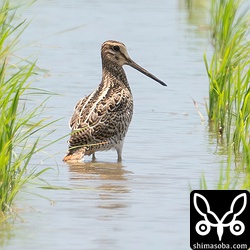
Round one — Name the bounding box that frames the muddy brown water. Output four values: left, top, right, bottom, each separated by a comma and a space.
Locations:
1, 1, 224, 249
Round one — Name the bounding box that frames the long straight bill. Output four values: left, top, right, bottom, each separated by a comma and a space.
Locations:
128, 59, 167, 87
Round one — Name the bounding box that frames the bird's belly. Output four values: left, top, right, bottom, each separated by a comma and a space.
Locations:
84, 136, 124, 155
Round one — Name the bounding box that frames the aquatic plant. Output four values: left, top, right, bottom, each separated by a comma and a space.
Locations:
0, 0, 52, 216
195, 0, 249, 191
204, 0, 250, 169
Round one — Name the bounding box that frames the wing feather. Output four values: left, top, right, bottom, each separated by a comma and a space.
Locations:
69, 95, 90, 129
68, 88, 133, 147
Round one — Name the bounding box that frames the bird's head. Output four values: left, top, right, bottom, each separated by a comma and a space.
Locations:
101, 40, 167, 87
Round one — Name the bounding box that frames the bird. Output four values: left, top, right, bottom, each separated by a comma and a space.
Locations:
63, 40, 166, 162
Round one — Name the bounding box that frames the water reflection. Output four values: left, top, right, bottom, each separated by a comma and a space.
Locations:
179, 0, 209, 28
66, 161, 132, 210
0, 222, 14, 248
67, 161, 131, 181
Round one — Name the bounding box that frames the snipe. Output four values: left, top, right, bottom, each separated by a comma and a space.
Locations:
63, 40, 166, 162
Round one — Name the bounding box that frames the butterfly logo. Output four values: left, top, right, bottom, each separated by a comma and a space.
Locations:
193, 193, 247, 241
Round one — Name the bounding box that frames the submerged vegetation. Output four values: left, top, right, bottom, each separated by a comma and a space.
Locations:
0, 0, 53, 218
203, 0, 250, 188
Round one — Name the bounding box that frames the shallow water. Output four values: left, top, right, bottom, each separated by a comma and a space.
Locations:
1, 1, 225, 249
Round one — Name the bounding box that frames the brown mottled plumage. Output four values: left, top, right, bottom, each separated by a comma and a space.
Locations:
63, 40, 166, 162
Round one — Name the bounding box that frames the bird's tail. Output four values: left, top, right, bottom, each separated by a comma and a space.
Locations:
63, 147, 85, 162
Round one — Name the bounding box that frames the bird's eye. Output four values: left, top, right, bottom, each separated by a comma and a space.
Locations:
113, 45, 120, 51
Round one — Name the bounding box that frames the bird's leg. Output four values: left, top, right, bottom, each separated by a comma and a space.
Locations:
92, 153, 96, 161
117, 154, 122, 162
115, 140, 124, 162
